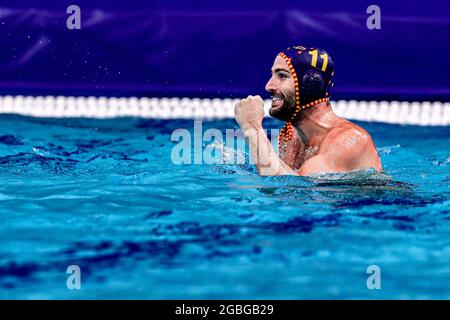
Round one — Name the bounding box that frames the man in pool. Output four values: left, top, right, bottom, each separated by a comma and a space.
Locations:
234, 46, 382, 176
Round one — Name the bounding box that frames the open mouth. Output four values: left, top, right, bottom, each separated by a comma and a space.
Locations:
270, 95, 284, 110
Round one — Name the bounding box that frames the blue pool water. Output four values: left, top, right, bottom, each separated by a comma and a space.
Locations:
0, 114, 449, 299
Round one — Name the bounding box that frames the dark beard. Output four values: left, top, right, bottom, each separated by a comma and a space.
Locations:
268, 90, 296, 122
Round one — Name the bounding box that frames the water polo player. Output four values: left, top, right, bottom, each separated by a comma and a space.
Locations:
234, 46, 382, 176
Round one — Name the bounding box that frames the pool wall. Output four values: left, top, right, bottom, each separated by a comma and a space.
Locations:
1, 1, 450, 102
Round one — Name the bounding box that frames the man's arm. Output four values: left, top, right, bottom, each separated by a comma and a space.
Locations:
235, 95, 298, 176
243, 127, 298, 176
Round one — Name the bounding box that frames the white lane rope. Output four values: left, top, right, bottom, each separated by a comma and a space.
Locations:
0, 95, 449, 126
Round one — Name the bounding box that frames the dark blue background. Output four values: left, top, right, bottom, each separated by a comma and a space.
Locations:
1, 1, 449, 101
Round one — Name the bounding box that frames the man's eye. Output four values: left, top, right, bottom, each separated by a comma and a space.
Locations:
278, 73, 288, 79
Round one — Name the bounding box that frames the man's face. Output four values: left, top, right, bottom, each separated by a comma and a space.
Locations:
265, 56, 296, 121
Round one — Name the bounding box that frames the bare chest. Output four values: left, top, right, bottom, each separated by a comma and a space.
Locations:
279, 139, 320, 170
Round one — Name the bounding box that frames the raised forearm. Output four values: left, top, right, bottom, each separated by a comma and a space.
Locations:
244, 127, 297, 176
234, 95, 297, 176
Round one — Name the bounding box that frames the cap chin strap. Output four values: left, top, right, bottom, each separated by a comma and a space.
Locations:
278, 97, 329, 153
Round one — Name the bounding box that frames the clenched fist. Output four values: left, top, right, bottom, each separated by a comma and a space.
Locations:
234, 95, 265, 132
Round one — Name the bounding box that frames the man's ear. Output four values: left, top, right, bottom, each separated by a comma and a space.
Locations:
300, 70, 326, 96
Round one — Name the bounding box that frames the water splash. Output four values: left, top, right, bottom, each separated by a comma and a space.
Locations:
206, 142, 255, 175
378, 144, 401, 154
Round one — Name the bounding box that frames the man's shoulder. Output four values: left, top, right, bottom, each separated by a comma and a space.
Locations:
318, 119, 382, 172
322, 121, 373, 154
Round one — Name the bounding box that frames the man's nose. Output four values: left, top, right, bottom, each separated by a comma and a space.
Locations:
265, 77, 277, 93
